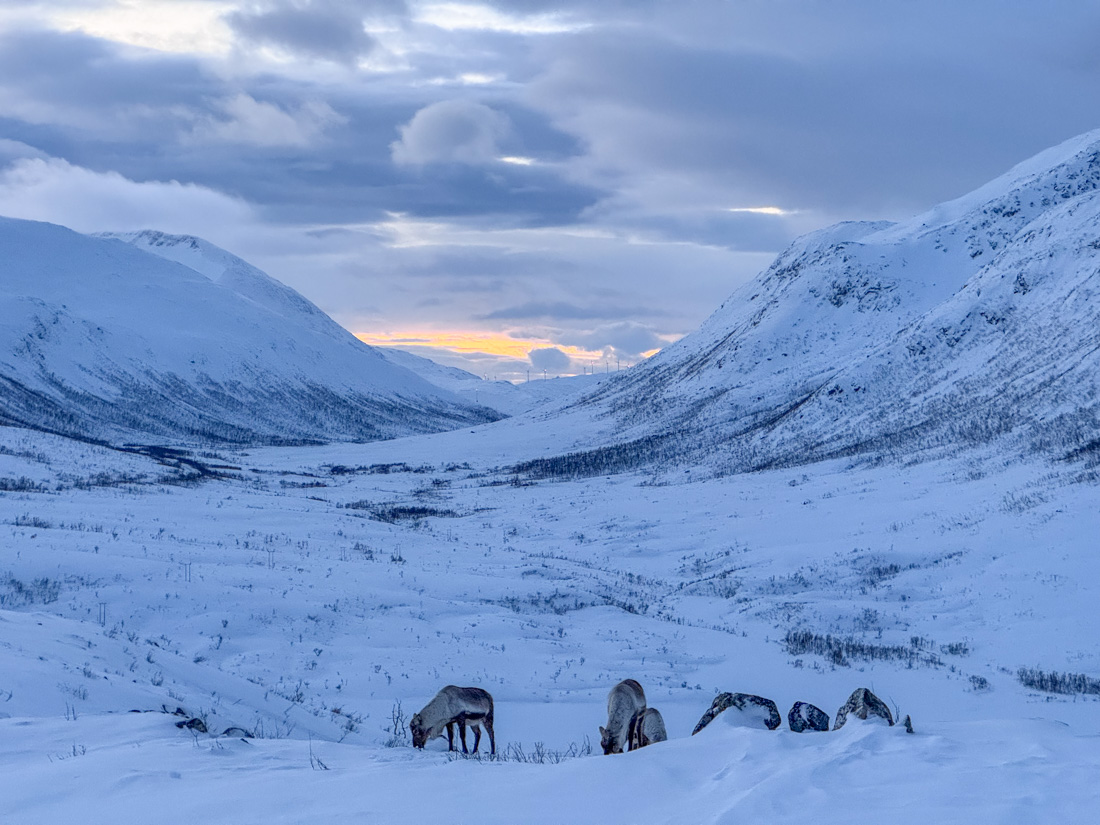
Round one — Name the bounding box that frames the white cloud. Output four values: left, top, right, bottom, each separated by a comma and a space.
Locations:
188, 93, 346, 147
416, 3, 587, 35
0, 156, 254, 239
49, 0, 235, 55
391, 99, 511, 166
726, 206, 792, 216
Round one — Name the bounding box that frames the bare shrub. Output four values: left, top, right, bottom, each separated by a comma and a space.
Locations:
0, 575, 61, 606
784, 630, 944, 668
447, 737, 593, 764
383, 701, 409, 748
1017, 667, 1100, 696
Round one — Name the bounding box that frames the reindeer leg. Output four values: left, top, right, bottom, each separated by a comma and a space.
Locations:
459, 717, 469, 754
446, 721, 455, 752
472, 725, 481, 753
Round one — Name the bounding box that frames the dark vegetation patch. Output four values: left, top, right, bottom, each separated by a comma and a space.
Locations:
0, 476, 47, 492
327, 463, 432, 476
0, 575, 61, 606
509, 434, 679, 481
784, 630, 946, 669
11, 514, 52, 528
1063, 437, 1100, 468
1017, 667, 1100, 696
343, 502, 459, 522
860, 563, 902, 588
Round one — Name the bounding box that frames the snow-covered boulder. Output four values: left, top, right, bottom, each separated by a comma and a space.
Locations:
692, 693, 781, 734
833, 688, 894, 730
788, 701, 830, 733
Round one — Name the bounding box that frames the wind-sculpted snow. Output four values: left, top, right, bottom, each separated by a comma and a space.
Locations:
539, 129, 1100, 477
0, 219, 500, 446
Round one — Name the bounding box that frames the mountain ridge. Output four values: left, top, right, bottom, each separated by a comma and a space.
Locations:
517, 128, 1100, 478
0, 217, 500, 446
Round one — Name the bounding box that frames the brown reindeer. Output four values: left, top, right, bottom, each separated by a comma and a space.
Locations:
599, 679, 646, 754
628, 707, 668, 750
410, 686, 496, 755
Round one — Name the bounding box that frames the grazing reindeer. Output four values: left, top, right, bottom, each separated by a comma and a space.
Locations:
410, 686, 496, 755
599, 679, 646, 754
628, 707, 667, 750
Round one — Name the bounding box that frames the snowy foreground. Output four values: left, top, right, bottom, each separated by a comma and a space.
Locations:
1, 424, 1099, 823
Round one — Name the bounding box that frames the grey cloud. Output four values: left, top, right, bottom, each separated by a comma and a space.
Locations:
556, 322, 665, 358
528, 347, 572, 372
226, 1, 382, 63
527, 4, 1100, 216
0, 28, 598, 227
480, 301, 664, 321
0, 29, 210, 122
0, 139, 47, 164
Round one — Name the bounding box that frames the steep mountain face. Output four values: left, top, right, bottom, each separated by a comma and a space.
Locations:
530, 129, 1100, 477
0, 219, 499, 446
746, 175, 1100, 471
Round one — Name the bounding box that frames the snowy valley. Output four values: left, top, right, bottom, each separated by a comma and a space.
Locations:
2, 132, 1100, 824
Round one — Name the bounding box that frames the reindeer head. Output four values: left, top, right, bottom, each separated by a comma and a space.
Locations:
410, 713, 428, 749
599, 725, 621, 755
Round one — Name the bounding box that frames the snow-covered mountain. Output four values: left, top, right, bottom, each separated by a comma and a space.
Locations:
531, 129, 1100, 477
101, 230, 602, 418
0, 219, 500, 446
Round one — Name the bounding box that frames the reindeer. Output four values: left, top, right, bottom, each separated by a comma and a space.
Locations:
599, 678, 646, 754
410, 686, 496, 755
628, 707, 667, 750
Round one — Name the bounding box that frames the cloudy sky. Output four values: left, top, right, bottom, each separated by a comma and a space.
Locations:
1, 1, 1098, 380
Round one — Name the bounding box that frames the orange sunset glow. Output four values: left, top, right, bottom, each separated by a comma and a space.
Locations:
355, 330, 661, 373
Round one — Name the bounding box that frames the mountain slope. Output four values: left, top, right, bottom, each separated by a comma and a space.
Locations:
0, 218, 499, 446
525, 129, 1100, 477
106, 230, 609, 417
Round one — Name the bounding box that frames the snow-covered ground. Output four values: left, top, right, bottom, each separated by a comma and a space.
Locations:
2, 423, 1098, 823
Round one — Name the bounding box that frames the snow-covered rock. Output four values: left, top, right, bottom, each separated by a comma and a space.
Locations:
692, 692, 782, 734
788, 701, 831, 733
833, 688, 895, 730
